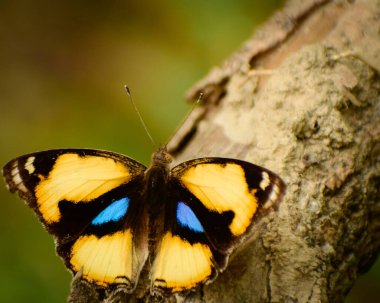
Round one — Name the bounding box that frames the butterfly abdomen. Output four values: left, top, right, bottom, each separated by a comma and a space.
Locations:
143, 153, 171, 251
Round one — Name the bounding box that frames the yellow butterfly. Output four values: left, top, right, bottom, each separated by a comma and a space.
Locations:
3, 146, 285, 302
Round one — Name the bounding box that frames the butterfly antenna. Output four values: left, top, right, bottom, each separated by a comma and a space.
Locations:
124, 85, 156, 147
166, 92, 204, 144
195, 92, 204, 106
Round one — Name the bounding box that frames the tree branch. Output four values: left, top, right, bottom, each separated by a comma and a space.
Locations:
70, 0, 380, 302
170, 0, 380, 302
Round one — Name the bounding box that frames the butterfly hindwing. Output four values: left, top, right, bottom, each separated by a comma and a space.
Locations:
151, 199, 221, 294
58, 177, 150, 292
2, 149, 149, 290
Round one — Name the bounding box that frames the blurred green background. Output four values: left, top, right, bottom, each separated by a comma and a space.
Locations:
0, 1, 378, 302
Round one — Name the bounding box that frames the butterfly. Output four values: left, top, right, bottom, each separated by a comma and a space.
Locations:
2, 146, 285, 302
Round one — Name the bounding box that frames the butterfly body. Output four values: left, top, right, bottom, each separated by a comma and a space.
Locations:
2, 146, 285, 302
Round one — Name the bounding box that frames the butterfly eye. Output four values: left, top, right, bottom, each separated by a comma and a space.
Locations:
176, 202, 204, 233
91, 197, 130, 225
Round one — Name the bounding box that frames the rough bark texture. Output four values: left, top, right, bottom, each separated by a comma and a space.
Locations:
70, 0, 380, 302
169, 0, 380, 302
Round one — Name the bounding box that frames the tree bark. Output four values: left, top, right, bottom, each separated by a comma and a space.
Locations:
169, 0, 380, 302
70, 0, 380, 302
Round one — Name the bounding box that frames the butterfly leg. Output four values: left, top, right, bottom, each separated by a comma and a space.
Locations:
68, 268, 102, 303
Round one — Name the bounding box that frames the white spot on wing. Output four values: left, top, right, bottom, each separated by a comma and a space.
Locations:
25, 156, 36, 174
11, 163, 28, 192
263, 183, 280, 209
269, 184, 279, 202
260, 172, 270, 190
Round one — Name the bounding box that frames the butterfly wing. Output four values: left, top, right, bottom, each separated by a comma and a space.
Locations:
151, 157, 285, 294
2, 149, 148, 291
151, 200, 223, 295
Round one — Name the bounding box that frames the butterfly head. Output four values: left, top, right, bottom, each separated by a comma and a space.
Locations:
151, 146, 173, 167
143, 146, 173, 193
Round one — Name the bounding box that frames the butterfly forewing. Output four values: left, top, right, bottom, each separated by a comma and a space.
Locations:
170, 158, 285, 252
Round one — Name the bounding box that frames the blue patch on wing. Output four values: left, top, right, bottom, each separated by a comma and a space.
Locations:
176, 202, 204, 233
91, 197, 129, 225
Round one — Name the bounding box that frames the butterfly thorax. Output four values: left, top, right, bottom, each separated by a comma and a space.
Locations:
144, 146, 172, 194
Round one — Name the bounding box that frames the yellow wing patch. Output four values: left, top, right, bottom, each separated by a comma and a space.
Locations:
34, 154, 131, 223
179, 163, 258, 236
70, 230, 134, 287
152, 233, 213, 292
